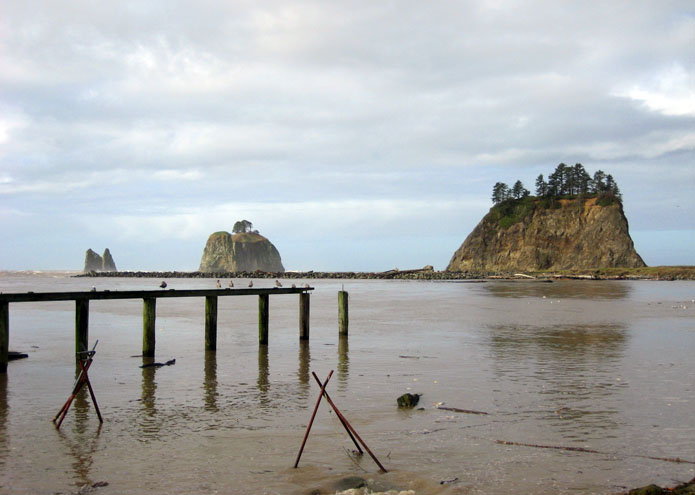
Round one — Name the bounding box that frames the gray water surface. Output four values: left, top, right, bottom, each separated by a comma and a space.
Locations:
1, 273, 694, 494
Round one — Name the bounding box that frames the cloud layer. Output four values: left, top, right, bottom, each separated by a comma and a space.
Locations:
1, 1, 693, 270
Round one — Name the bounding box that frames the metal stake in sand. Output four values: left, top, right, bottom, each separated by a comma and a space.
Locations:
310, 371, 387, 473
53, 340, 103, 429
294, 370, 334, 468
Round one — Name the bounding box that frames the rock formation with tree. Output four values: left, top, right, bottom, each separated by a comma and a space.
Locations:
199, 223, 285, 273
447, 196, 645, 273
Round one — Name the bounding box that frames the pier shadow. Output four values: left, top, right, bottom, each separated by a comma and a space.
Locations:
204, 351, 218, 412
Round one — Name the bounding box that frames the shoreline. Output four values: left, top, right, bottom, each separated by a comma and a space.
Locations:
75, 266, 695, 281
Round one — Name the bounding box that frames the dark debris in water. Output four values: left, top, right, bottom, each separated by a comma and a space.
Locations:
627, 478, 695, 495
140, 358, 176, 368
397, 393, 421, 408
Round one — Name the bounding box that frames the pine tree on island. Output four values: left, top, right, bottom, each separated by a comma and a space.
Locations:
492, 163, 622, 205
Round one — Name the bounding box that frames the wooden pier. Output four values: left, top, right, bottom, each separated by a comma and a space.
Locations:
0, 286, 314, 373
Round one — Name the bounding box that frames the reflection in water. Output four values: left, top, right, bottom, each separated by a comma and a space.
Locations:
298, 341, 311, 400
337, 336, 349, 391
139, 358, 160, 441
486, 323, 628, 439
204, 351, 218, 411
57, 412, 102, 489
483, 280, 631, 300
257, 346, 270, 407
0, 374, 7, 469
56, 368, 103, 488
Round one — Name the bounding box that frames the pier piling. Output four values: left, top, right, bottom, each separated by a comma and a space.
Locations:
338, 290, 349, 336
75, 299, 89, 356
0, 302, 8, 374
205, 296, 218, 351
259, 294, 269, 345
299, 293, 310, 340
142, 297, 156, 357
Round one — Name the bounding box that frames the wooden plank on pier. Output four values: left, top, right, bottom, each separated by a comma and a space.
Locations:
0, 287, 312, 303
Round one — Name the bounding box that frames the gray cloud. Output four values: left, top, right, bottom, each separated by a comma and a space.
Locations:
1, 0, 693, 270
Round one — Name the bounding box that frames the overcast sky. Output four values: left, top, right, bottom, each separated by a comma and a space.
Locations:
1, 1, 693, 272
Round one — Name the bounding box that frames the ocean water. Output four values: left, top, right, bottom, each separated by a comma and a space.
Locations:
1, 272, 694, 495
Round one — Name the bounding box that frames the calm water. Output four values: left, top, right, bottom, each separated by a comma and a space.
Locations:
1, 273, 694, 495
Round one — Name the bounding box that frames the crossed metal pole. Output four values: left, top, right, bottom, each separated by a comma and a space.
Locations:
294, 370, 387, 473
53, 340, 103, 429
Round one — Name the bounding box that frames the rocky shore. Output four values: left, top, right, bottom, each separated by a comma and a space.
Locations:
76, 265, 695, 281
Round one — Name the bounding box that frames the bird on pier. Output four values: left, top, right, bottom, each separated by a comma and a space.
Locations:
291, 283, 296, 289
160, 281, 167, 289
275, 279, 282, 288
216, 280, 221, 288
304, 283, 310, 289
248, 280, 253, 287
228, 280, 234, 288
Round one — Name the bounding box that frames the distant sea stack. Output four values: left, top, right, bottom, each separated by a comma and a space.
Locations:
199, 230, 285, 273
83, 248, 118, 272
447, 196, 646, 272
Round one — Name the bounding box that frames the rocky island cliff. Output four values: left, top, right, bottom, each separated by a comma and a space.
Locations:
83, 248, 117, 272
199, 231, 285, 273
447, 196, 645, 272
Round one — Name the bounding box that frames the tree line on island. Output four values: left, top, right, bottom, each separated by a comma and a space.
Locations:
232, 219, 259, 234
492, 163, 622, 204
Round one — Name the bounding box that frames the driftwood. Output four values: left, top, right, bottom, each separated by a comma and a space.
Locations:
495, 440, 695, 465
140, 359, 176, 368
437, 406, 489, 415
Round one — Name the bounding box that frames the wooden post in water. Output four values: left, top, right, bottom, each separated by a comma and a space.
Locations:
75, 298, 89, 355
205, 295, 218, 351
0, 301, 8, 374
258, 294, 269, 345
338, 290, 349, 337
299, 292, 310, 340
142, 297, 156, 358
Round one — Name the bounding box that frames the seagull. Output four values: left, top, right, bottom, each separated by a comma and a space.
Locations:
248, 280, 253, 288
275, 279, 282, 288
304, 283, 310, 289
160, 281, 167, 289
228, 280, 234, 288
216, 280, 221, 288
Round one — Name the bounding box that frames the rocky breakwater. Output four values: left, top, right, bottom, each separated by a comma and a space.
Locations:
77, 266, 488, 280
447, 196, 646, 273
199, 231, 285, 273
